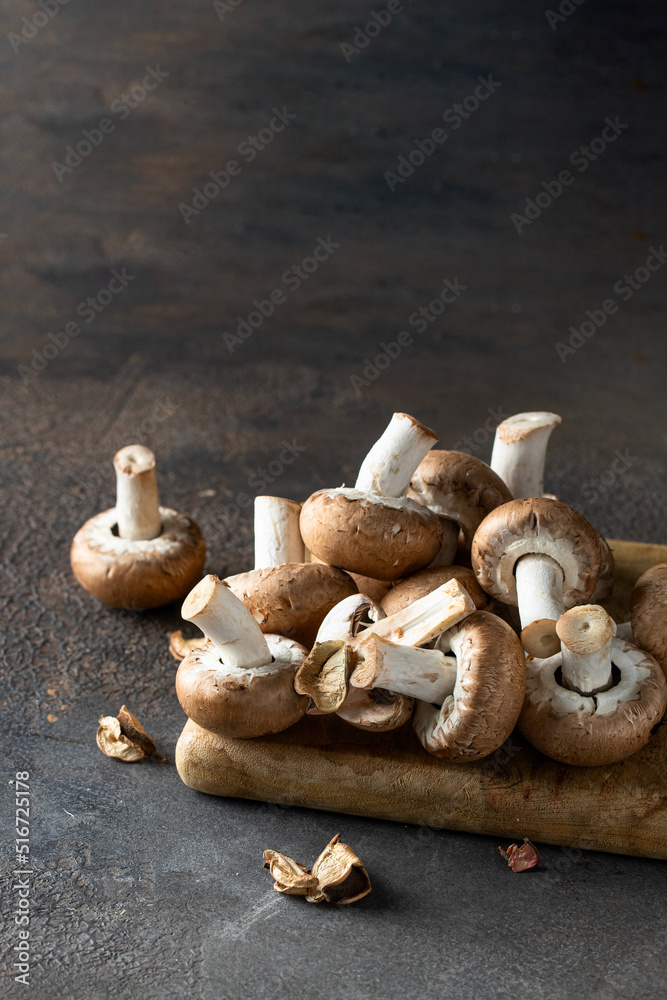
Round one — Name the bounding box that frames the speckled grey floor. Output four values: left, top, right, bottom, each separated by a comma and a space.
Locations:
0, 1, 666, 998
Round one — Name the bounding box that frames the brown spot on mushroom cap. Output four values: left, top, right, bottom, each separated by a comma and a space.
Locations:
175, 635, 308, 739
300, 488, 443, 582
71, 507, 206, 609
470, 497, 602, 607
631, 563, 667, 675
413, 612, 526, 761
225, 563, 357, 649
408, 450, 512, 547
380, 565, 490, 617
519, 640, 667, 766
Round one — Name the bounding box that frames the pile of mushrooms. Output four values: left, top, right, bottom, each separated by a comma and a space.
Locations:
174, 410, 666, 765
75, 414, 667, 770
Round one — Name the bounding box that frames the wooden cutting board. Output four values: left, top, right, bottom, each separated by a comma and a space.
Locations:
175, 539, 667, 860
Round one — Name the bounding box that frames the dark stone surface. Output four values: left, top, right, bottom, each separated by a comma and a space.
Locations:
0, 1, 666, 997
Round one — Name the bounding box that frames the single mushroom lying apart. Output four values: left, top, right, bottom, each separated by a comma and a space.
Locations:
226, 496, 356, 648
490, 411, 561, 499
471, 497, 602, 658
71, 445, 206, 609
311, 593, 414, 731
408, 450, 512, 561
380, 565, 490, 617
175, 575, 308, 738
631, 563, 667, 674
300, 412, 444, 581
351, 611, 525, 762
519, 604, 667, 766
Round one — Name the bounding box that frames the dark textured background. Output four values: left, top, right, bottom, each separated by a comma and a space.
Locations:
1, 1, 666, 997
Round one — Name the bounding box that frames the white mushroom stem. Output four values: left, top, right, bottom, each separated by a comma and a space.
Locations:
516, 554, 565, 658
353, 578, 475, 651
355, 412, 439, 497
351, 636, 458, 704
181, 575, 272, 670
490, 411, 561, 499
253, 496, 304, 569
556, 604, 616, 695
113, 445, 162, 541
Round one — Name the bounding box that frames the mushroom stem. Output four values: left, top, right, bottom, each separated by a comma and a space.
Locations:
351, 636, 458, 704
354, 578, 475, 650
355, 412, 439, 497
181, 575, 272, 670
253, 496, 304, 569
515, 554, 565, 658
113, 445, 162, 541
490, 412, 561, 499
556, 604, 616, 695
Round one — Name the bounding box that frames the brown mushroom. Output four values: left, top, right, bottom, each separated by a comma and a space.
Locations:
175, 575, 308, 738
313, 593, 414, 731
407, 450, 512, 562
471, 497, 602, 658
519, 604, 667, 765
226, 496, 356, 648
630, 563, 667, 675
71, 445, 205, 609
300, 412, 444, 581
408, 612, 526, 761
347, 573, 393, 605
380, 565, 490, 617
490, 411, 561, 498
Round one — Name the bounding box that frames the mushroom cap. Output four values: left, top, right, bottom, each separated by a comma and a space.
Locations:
300, 488, 443, 582
413, 611, 526, 761
314, 593, 413, 731
71, 507, 206, 609
591, 534, 615, 603
380, 565, 490, 617
631, 563, 667, 674
519, 639, 667, 766
316, 592, 386, 644
347, 573, 393, 605
470, 497, 602, 607
336, 686, 414, 732
408, 450, 512, 546
225, 563, 357, 649
175, 633, 308, 739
